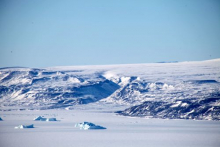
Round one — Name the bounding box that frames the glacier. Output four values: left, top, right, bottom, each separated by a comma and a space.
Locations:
0, 59, 220, 120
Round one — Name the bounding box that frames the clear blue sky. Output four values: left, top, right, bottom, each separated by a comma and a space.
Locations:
1, 0, 220, 68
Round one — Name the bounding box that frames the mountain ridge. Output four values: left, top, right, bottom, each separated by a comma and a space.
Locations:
0, 59, 220, 120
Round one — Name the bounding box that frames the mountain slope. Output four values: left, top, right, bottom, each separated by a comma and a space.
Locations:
0, 69, 120, 109
117, 94, 220, 120
0, 59, 220, 121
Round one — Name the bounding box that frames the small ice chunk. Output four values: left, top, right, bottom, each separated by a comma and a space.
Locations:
0, 117, 3, 121
15, 124, 34, 129
75, 122, 106, 130
33, 116, 47, 121
46, 118, 57, 121
34, 116, 57, 121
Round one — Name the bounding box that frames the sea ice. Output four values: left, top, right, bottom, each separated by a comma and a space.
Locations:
75, 122, 106, 130
1, 110, 220, 147
14, 124, 34, 129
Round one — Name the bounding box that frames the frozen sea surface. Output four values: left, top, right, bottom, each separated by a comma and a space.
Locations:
0, 109, 220, 147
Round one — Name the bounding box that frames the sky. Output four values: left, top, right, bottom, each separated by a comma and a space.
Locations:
0, 0, 220, 68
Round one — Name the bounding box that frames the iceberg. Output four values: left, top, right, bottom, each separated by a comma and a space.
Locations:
75, 122, 106, 130
0, 117, 3, 121
15, 124, 34, 129
33, 116, 46, 121
46, 118, 57, 121
33, 116, 57, 121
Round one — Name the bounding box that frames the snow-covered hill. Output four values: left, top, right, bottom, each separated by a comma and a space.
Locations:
117, 96, 220, 120
0, 68, 119, 109
0, 59, 220, 120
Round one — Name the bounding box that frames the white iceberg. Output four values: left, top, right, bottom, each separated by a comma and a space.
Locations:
0, 117, 3, 121
75, 122, 106, 130
15, 124, 34, 129
33, 116, 57, 121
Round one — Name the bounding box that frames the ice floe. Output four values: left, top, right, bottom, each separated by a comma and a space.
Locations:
15, 124, 34, 129
75, 122, 106, 130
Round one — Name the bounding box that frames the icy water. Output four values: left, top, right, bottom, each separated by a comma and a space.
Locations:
0, 109, 220, 147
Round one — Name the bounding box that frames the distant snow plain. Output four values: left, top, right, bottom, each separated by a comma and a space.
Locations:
0, 59, 220, 147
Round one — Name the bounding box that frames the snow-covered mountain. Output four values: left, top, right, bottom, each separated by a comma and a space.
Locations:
117, 96, 220, 120
0, 59, 220, 120
0, 68, 119, 109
